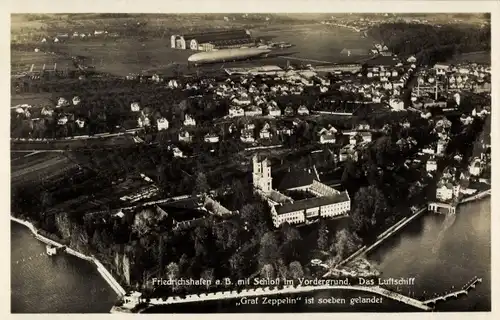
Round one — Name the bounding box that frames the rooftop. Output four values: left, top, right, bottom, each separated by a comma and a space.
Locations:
274, 167, 319, 191
276, 191, 350, 214
182, 29, 252, 44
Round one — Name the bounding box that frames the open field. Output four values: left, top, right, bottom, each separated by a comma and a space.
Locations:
11, 152, 80, 187
11, 93, 56, 107
18, 23, 372, 77
252, 24, 374, 63
11, 50, 75, 74
446, 51, 490, 64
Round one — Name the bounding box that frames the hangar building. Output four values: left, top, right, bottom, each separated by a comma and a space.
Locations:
171, 29, 255, 51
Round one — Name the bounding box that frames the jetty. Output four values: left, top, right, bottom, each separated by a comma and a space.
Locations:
422, 277, 482, 306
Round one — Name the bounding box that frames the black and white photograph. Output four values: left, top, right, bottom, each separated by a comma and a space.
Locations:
9, 1, 495, 314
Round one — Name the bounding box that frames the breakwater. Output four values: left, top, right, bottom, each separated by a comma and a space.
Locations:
10, 216, 126, 297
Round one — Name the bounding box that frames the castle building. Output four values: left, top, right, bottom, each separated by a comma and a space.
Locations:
252, 155, 350, 228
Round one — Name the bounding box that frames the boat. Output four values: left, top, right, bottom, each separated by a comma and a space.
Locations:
46, 244, 67, 256
46, 245, 57, 256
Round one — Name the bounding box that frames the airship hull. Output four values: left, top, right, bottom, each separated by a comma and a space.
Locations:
188, 48, 272, 65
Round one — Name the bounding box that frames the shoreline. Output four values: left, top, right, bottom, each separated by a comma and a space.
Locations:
328, 192, 491, 274
10, 215, 126, 297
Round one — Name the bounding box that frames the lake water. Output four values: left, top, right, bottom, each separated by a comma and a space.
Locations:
11, 198, 490, 313
10, 222, 118, 313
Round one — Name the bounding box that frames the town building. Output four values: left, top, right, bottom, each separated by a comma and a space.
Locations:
469, 158, 483, 176
171, 29, 255, 51
228, 106, 245, 117
157, 118, 169, 131
318, 127, 337, 144
297, 105, 309, 115
204, 133, 220, 143
183, 114, 196, 126
268, 105, 282, 117
244, 106, 263, 117
426, 159, 437, 172
130, 102, 141, 112
259, 122, 272, 140
178, 130, 192, 143
252, 155, 351, 228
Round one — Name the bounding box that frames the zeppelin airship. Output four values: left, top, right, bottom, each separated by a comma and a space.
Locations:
187, 47, 272, 65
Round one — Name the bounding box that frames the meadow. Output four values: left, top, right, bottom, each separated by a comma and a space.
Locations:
446, 50, 491, 64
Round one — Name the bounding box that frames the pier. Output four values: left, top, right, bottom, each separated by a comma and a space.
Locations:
422, 277, 482, 306
460, 189, 491, 204
428, 202, 457, 214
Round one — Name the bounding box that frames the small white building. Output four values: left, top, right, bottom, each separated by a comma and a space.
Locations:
130, 102, 141, 112
72, 96, 81, 106
41, 107, 53, 116
157, 118, 169, 131
436, 139, 447, 156
228, 106, 245, 117
469, 158, 483, 176
259, 122, 272, 139
183, 114, 196, 126
297, 105, 309, 115
204, 133, 219, 143
426, 159, 437, 172
75, 118, 85, 128
241, 130, 255, 143
57, 116, 68, 125
57, 97, 68, 107
318, 127, 337, 144
244, 106, 263, 117
172, 146, 184, 158
436, 183, 453, 201
389, 98, 404, 111
178, 130, 192, 143
167, 79, 179, 89
138, 116, 151, 128
268, 106, 281, 117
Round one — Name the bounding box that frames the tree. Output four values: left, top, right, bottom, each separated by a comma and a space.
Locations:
260, 264, 275, 279
229, 250, 247, 280
317, 219, 329, 251
279, 223, 302, 262
132, 209, 156, 237
193, 171, 209, 196
333, 228, 360, 260
288, 261, 304, 279
200, 268, 215, 290
259, 232, 281, 266
351, 186, 390, 240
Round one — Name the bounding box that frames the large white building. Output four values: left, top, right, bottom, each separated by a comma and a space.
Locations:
252, 155, 350, 227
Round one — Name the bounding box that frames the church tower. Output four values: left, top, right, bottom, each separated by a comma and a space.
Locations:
252, 155, 272, 193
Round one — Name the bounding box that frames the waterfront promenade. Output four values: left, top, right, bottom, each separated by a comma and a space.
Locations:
138, 284, 432, 311
11, 216, 126, 297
